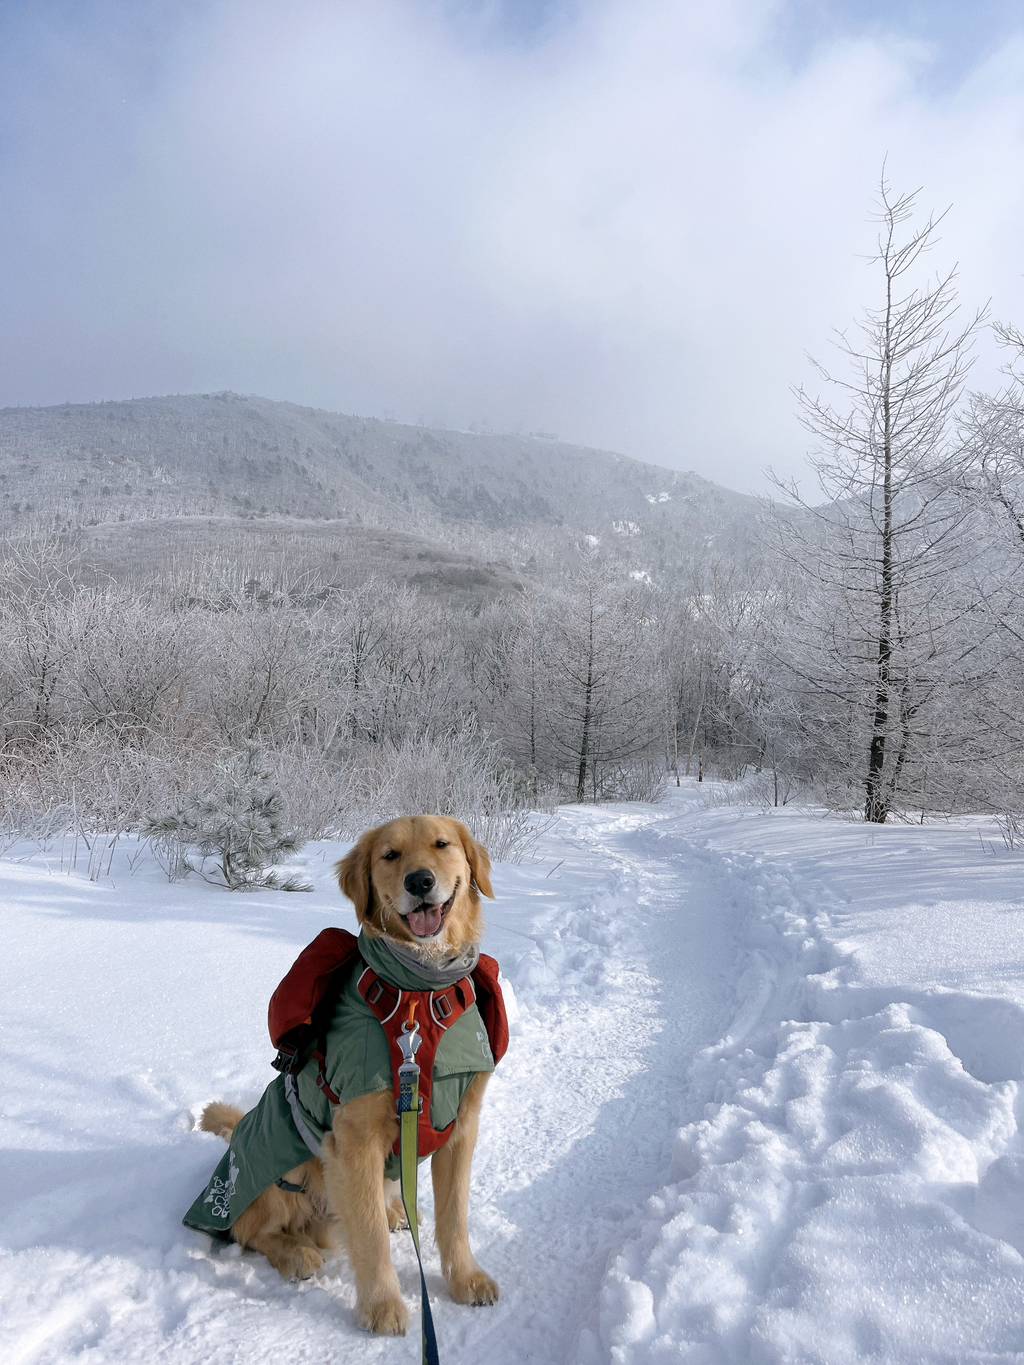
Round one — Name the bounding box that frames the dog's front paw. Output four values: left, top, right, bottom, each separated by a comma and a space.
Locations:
276, 1243, 324, 1280
359, 1292, 409, 1335
449, 1267, 500, 1306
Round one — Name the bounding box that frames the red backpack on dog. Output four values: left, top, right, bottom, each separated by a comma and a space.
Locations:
268, 929, 509, 1158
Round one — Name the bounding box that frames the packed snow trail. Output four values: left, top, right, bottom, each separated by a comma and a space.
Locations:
0, 790, 746, 1365
449, 803, 742, 1365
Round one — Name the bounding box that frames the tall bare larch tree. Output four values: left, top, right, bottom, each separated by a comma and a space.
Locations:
773, 177, 986, 822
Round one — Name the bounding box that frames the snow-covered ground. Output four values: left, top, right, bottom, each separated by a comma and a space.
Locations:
3, 784, 1024, 1363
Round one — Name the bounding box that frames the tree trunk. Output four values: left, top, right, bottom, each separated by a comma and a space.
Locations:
885, 676, 915, 816
575, 605, 595, 802
350, 649, 361, 739
685, 685, 705, 778
864, 264, 896, 824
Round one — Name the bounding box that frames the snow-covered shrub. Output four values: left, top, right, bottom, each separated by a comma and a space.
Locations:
469, 789, 552, 864
701, 768, 814, 811
252, 729, 548, 861
740, 768, 807, 809
143, 750, 311, 891
258, 743, 354, 840
998, 810, 1024, 852
147, 828, 192, 882
601, 760, 666, 804
0, 775, 71, 853
344, 720, 543, 862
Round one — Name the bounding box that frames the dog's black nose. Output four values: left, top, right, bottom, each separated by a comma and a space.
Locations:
404, 868, 436, 898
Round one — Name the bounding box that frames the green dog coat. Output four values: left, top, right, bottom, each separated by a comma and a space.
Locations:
183, 933, 496, 1237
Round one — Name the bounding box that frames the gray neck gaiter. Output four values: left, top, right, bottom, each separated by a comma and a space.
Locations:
358, 929, 480, 989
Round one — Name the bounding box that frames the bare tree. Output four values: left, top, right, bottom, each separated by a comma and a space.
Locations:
964, 324, 1024, 553
538, 568, 663, 801
958, 323, 1024, 835
772, 175, 987, 822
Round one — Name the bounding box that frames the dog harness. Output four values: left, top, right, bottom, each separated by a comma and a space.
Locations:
269, 927, 508, 1162
354, 964, 481, 1157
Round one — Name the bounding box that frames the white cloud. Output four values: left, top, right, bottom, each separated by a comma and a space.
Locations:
2, 0, 1023, 491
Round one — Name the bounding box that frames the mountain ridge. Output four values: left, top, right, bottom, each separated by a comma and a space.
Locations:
0, 391, 767, 584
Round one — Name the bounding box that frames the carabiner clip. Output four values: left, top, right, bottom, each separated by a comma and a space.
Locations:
398, 999, 422, 1070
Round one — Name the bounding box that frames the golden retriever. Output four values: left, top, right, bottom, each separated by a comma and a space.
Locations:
200, 814, 498, 1336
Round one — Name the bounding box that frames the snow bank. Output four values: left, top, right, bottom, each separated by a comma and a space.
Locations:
588, 803, 1024, 1363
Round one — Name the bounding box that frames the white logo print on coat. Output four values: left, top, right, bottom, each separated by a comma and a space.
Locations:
204, 1149, 240, 1219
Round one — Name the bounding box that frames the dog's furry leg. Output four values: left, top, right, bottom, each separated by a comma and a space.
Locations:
199, 1102, 326, 1280
326, 1091, 408, 1336
233, 1215, 324, 1280
230, 1180, 326, 1280
309, 1217, 340, 1251
431, 1073, 499, 1306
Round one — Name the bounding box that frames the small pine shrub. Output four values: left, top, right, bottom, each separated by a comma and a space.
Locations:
144, 750, 312, 891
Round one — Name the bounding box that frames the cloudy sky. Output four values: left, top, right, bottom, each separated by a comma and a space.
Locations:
2, 0, 1023, 492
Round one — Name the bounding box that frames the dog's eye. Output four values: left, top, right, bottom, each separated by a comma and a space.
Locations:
435, 840, 449, 848
381, 849, 400, 862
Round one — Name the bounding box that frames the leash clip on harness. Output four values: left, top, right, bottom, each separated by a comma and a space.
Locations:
397, 999, 440, 1365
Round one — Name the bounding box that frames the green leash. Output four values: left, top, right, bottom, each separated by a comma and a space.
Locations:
397, 1007, 440, 1365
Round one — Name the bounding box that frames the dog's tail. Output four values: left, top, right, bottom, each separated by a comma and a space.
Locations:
199, 1101, 245, 1142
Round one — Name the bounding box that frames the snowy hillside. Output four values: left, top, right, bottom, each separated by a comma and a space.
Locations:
0, 393, 764, 575
4, 785, 1024, 1363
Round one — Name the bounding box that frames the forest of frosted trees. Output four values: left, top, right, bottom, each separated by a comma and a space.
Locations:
1, 183, 1022, 861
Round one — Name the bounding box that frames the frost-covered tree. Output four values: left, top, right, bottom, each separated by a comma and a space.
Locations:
959, 323, 1024, 834
964, 323, 1024, 555
538, 568, 664, 801
502, 590, 555, 798
772, 177, 986, 822
144, 749, 311, 891
201, 602, 327, 747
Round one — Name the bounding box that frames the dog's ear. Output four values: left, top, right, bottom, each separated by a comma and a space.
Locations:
452, 820, 494, 899
336, 831, 376, 923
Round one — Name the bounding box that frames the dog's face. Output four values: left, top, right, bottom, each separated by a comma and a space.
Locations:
336, 815, 494, 957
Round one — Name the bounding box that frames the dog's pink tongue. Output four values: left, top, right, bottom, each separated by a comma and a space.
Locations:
407, 905, 443, 938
